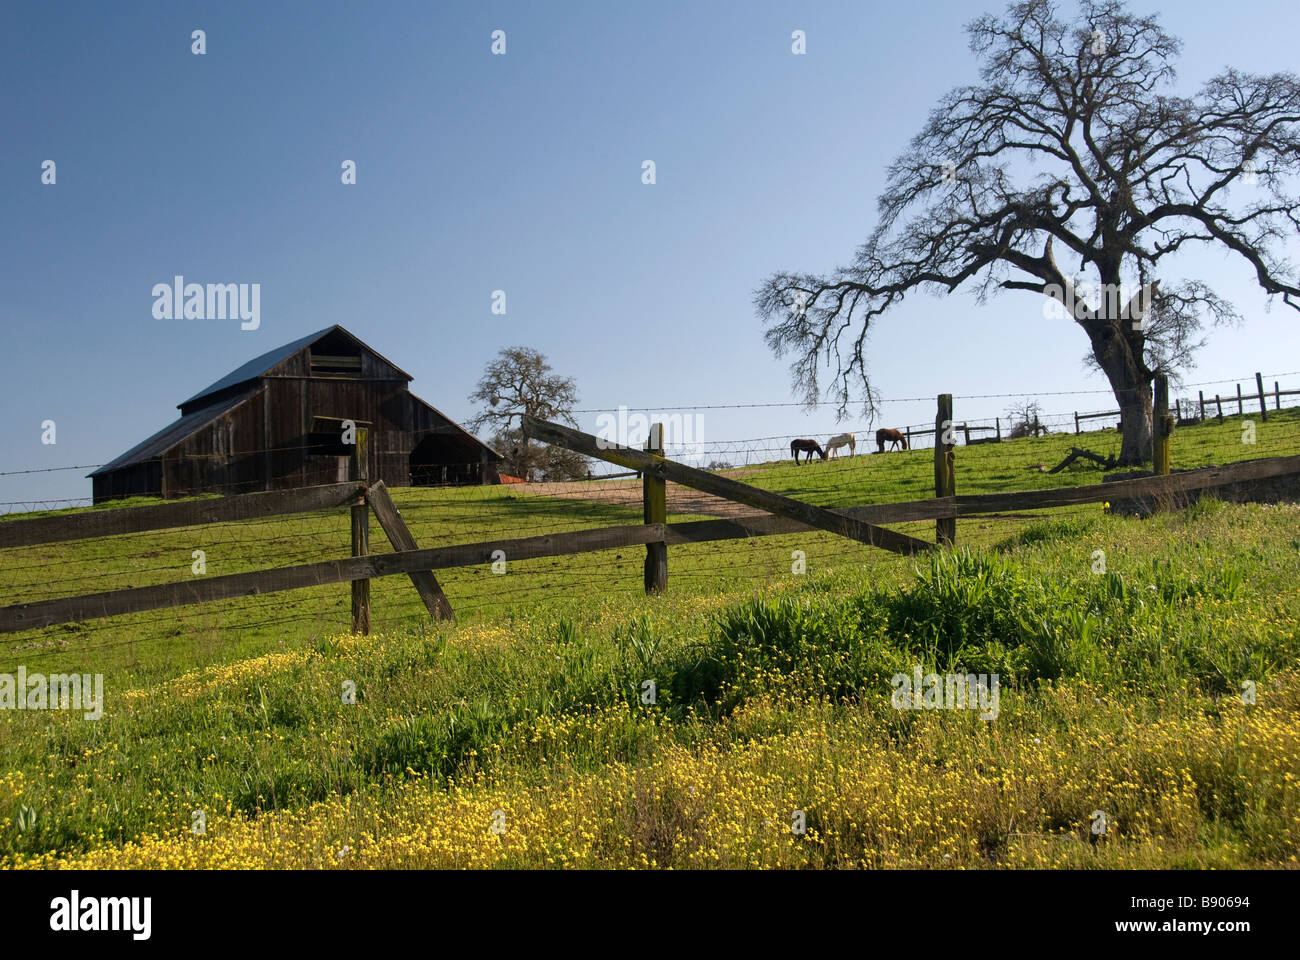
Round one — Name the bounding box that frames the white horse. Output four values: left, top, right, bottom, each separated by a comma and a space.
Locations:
825, 432, 856, 458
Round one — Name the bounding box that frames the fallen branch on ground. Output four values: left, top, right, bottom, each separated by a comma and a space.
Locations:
1048, 447, 1119, 474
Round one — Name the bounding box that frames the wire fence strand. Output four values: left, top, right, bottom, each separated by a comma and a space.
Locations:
0, 392, 1296, 661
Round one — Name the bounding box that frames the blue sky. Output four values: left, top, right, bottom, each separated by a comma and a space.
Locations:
2, 0, 1298, 503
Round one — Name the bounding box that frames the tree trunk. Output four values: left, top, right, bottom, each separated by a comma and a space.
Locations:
1091, 326, 1152, 466
1114, 379, 1153, 465
1086, 297, 1159, 465
519, 436, 532, 480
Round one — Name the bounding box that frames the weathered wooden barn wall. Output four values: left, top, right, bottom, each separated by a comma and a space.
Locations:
91, 326, 500, 503
410, 399, 499, 486
160, 392, 261, 497
90, 461, 159, 503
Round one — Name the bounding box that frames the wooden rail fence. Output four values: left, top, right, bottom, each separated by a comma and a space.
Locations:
1075, 372, 1299, 433
2, 406, 1298, 637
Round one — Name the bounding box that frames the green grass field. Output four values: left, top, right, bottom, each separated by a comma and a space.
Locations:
1, 409, 1297, 868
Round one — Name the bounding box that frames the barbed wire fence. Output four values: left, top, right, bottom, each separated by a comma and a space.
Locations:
1, 369, 1297, 659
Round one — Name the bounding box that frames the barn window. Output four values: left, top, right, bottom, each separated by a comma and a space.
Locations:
309, 352, 362, 376
309, 331, 363, 377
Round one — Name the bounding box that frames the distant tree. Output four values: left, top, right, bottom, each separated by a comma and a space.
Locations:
1006, 398, 1048, 438
756, 0, 1300, 465
705, 459, 735, 472
487, 426, 591, 481
469, 347, 587, 480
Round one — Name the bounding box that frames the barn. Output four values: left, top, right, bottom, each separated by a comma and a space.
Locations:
89, 326, 501, 503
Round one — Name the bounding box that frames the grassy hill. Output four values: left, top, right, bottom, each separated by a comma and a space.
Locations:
4, 408, 1296, 681
1, 410, 1298, 868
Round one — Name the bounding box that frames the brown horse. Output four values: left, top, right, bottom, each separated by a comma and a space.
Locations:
790, 438, 827, 464
875, 428, 908, 453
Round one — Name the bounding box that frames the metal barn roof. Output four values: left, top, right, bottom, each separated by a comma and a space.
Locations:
177, 325, 414, 410
88, 388, 260, 477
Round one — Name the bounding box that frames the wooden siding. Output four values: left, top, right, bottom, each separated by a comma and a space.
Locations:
92, 331, 498, 503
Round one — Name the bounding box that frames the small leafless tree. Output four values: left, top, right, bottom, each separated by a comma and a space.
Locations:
1005, 398, 1047, 437
469, 346, 586, 480
756, 0, 1300, 464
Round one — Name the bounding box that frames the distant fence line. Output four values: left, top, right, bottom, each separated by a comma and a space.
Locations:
1072, 372, 1298, 434
7, 371, 1300, 496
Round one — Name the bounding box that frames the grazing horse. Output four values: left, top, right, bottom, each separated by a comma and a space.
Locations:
875, 428, 908, 453
825, 432, 856, 458
790, 438, 827, 464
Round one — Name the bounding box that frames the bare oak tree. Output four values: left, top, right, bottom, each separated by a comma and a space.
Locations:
1005, 398, 1047, 437
468, 346, 586, 480
756, 0, 1300, 464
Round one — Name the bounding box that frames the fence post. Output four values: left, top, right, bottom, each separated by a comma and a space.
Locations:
643, 423, 667, 595
1276, 382, 1281, 411
350, 427, 370, 633
962, 423, 970, 446
1215, 395, 1223, 421
996, 417, 1001, 441
934, 395, 955, 547
1074, 411, 1080, 434
1153, 374, 1171, 476
1198, 390, 1205, 420
906, 425, 912, 448
367, 481, 453, 621
1236, 383, 1243, 415
1256, 372, 1268, 422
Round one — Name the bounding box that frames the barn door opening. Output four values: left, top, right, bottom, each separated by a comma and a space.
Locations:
308, 416, 371, 485
410, 434, 482, 486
